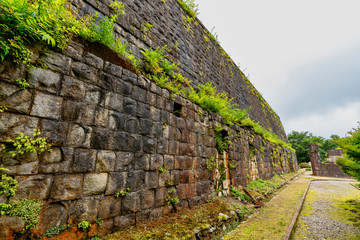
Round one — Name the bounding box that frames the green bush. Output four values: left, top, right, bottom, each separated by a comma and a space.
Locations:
230, 185, 250, 202
247, 179, 276, 192
299, 162, 311, 168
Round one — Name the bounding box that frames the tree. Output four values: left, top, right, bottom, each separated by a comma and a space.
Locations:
287, 131, 338, 163
335, 124, 360, 180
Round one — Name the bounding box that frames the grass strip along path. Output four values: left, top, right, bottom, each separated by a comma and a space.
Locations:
224, 173, 311, 240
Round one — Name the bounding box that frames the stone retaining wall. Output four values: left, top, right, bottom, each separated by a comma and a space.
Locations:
72, 0, 288, 140
0, 40, 297, 235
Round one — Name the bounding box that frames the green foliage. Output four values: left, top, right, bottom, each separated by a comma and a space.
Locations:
335, 124, 360, 180
1, 129, 52, 158
96, 218, 103, 226
206, 156, 217, 170
0, 105, 7, 112
78, 220, 91, 231
0, 0, 88, 64
299, 162, 310, 168
247, 178, 276, 192
44, 224, 70, 238
114, 188, 130, 198
230, 185, 250, 202
15, 78, 29, 89
1, 199, 42, 230
0, 168, 18, 197
177, 0, 198, 18
166, 188, 179, 206
288, 131, 338, 163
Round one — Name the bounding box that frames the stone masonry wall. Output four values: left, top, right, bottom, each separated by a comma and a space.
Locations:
0, 39, 297, 235
72, 0, 288, 141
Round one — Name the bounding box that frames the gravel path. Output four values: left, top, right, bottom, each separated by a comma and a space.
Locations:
292, 180, 360, 240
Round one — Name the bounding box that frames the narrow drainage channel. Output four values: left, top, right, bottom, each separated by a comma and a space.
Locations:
288, 179, 360, 240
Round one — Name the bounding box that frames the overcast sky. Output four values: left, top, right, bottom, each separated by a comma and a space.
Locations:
194, 0, 360, 138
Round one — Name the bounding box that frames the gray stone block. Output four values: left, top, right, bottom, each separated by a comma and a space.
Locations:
68, 197, 100, 222
30, 91, 63, 120
106, 172, 127, 195
41, 52, 72, 75
115, 151, 134, 171
0, 82, 32, 114
72, 61, 98, 84
50, 174, 83, 201
83, 52, 104, 69
83, 173, 108, 195
61, 76, 87, 101
72, 149, 96, 173
29, 68, 61, 94
96, 150, 116, 172
66, 124, 92, 148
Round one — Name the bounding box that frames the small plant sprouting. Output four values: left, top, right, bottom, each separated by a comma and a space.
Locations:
78, 221, 91, 231
0, 168, 18, 198
114, 188, 130, 198
206, 156, 217, 170
96, 218, 103, 226
0, 106, 8, 113
166, 188, 179, 206
44, 224, 70, 238
159, 163, 168, 173
15, 79, 30, 90
1, 129, 52, 158
166, 180, 174, 187
229, 160, 238, 170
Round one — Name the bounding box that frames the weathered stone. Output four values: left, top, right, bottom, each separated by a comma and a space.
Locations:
41, 148, 62, 164
116, 79, 132, 95
146, 91, 157, 105
29, 68, 61, 94
158, 171, 170, 187
132, 86, 146, 102
122, 68, 137, 84
37, 202, 69, 232
99, 196, 121, 219
99, 72, 118, 90
106, 172, 127, 195
114, 214, 135, 230
134, 153, 149, 170
126, 171, 144, 191
150, 106, 161, 122
72, 149, 96, 173
96, 150, 116, 172
128, 134, 142, 152
155, 187, 167, 207
0, 216, 24, 240
104, 61, 122, 78
0, 82, 32, 113
139, 118, 153, 136
125, 117, 139, 134
61, 76, 86, 101
123, 191, 141, 213
85, 85, 107, 105
109, 111, 125, 131
141, 189, 155, 209
112, 132, 130, 151
31, 91, 63, 120
149, 154, 163, 171
83, 52, 104, 69
67, 124, 92, 148
50, 174, 83, 201
143, 137, 156, 153
41, 52, 72, 75
63, 40, 83, 60
138, 76, 150, 89
13, 175, 52, 200
94, 107, 109, 127
91, 127, 112, 149
68, 197, 100, 222
41, 119, 69, 145
108, 92, 123, 111
83, 173, 108, 195
123, 97, 137, 115
115, 151, 134, 171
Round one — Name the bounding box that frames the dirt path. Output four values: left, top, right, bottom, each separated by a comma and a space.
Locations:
292, 180, 360, 240
224, 174, 311, 240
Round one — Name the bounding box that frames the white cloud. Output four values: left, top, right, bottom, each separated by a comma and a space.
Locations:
285, 101, 360, 138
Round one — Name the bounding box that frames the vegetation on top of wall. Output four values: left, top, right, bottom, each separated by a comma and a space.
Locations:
0, 0, 292, 151
176, 0, 199, 18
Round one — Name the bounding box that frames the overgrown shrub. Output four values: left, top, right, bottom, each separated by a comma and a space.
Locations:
299, 162, 311, 168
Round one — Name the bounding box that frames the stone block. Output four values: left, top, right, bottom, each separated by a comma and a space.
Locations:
168, 141, 179, 155
158, 171, 170, 187
177, 184, 186, 200
0, 82, 32, 113
83, 173, 108, 195
63, 40, 83, 60
61, 76, 86, 101
85, 85, 108, 106
72, 149, 96, 173
150, 106, 160, 122
50, 174, 83, 201
143, 137, 156, 153
31, 91, 63, 120
141, 189, 155, 209
0, 216, 24, 240
109, 111, 125, 131
40, 119, 68, 146
125, 117, 139, 134
91, 127, 112, 150
41, 148, 62, 164
96, 150, 116, 172
116, 79, 132, 96
145, 171, 158, 189
149, 154, 163, 171
146, 91, 157, 106
41, 52, 72, 75
108, 92, 123, 111
115, 151, 134, 171
104, 61, 122, 78
186, 183, 195, 198
134, 153, 150, 170
99, 72, 118, 90
152, 123, 163, 138
106, 172, 127, 195
114, 214, 135, 230
149, 82, 161, 95
112, 132, 130, 151
157, 138, 168, 154
139, 118, 153, 136
68, 197, 100, 222
137, 102, 151, 118
29, 68, 61, 94
126, 171, 144, 191
37, 202, 69, 232
99, 196, 121, 219
67, 124, 92, 148
83, 52, 104, 69
123, 97, 137, 115
13, 175, 52, 201
122, 68, 137, 84
94, 107, 109, 127
132, 86, 146, 102
123, 191, 141, 213
62, 100, 90, 124
138, 76, 150, 89
155, 188, 166, 207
